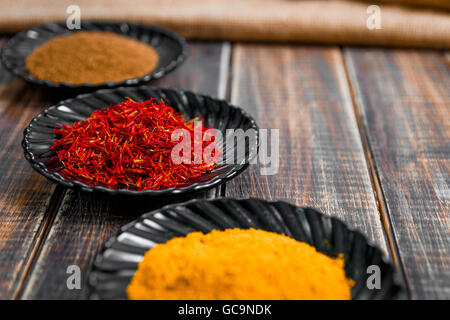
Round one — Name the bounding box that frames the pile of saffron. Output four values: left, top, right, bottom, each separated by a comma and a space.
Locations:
49, 98, 218, 190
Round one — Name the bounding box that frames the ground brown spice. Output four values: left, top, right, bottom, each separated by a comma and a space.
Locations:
26, 31, 159, 85
127, 228, 354, 300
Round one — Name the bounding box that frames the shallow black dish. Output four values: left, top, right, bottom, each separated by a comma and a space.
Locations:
0, 21, 188, 89
88, 198, 406, 300
22, 86, 258, 196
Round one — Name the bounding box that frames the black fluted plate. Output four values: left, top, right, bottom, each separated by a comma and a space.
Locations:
0, 21, 188, 89
22, 86, 258, 196
88, 198, 406, 300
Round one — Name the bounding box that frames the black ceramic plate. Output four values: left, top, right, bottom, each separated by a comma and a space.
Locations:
88, 198, 406, 300
0, 21, 188, 89
22, 86, 258, 196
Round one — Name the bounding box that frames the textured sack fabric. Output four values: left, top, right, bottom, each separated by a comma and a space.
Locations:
0, 0, 449, 48
361, 0, 450, 10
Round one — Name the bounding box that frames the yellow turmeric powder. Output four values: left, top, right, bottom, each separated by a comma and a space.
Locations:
127, 228, 354, 300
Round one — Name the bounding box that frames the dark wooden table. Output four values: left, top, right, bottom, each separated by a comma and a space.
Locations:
0, 39, 448, 299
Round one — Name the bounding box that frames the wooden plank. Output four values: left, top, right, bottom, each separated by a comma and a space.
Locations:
226, 44, 390, 257
0, 37, 12, 114
0, 37, 62, 299
21, 42, 231, 299
344, 49, 449, 299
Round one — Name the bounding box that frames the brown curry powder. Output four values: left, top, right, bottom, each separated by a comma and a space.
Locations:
26, 31, 159, 85
127, 228, 354, 300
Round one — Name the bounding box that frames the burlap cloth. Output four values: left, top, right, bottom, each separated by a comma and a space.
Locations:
0, 0, 449, 48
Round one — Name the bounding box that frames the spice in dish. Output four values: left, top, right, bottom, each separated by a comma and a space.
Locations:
126, 228, 354, 300
26, 31, 159, 85
49, 98, 219, 190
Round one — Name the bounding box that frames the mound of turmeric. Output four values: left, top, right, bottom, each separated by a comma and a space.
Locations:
127, 228, 354, 300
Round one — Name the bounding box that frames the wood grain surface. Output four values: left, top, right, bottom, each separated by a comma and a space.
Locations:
0, 37, 60, 298
1, 36, 448, 300
20, 42, 230, 299
0, 38, 11, 98
344, 49, 450, 299
226, 44, 391, 257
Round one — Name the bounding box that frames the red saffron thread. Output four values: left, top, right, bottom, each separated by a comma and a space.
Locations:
49, 98, 219, 190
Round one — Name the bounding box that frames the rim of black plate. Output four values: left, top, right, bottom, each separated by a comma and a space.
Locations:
0, 20, 189, 89
22, 86, 259, 196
